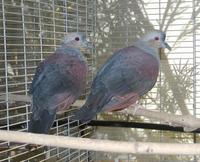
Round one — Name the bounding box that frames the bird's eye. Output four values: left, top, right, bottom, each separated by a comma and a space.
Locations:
154, 37, 159, 41
75, 37, 80, 41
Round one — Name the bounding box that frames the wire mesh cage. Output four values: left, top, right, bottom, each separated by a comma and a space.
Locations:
0, 0, 96, 161
0, 0, 200, 162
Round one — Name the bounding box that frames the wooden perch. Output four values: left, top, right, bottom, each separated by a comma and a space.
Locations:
120, 104, 200, 132
0, 130, 200, 155
0, 94, 199, 131
0, 93, 84, 108
0, 93, 31, 103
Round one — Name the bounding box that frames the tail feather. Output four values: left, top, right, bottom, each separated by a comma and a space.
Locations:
73, 105, 97, 123
28, 109, 56, 134
73, 89, 111, 123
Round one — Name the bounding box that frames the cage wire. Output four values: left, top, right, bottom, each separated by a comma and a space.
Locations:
0, 0, 200, 162
0, 0, 96, 161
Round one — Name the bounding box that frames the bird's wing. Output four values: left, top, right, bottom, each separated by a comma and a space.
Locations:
29, 61, 45, 95
93, 46, 159, 97
29, 62, 74, 95
73, 46, 159, 121
30, 54, 86, 117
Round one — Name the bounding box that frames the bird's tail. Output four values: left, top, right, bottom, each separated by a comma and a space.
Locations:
28, 109, 56, 134
72, 104, 96, 123
72, 89, 110, 123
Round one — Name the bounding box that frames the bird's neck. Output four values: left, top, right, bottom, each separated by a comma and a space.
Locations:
134, 40, 160, 62
56, 46, 86, 62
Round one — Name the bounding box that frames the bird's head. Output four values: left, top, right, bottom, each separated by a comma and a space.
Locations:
141, 30, 171, 51
62, 32, 93, 49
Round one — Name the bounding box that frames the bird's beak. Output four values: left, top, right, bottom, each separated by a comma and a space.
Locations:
160, 32, 171, 51
162, 41, 171, 51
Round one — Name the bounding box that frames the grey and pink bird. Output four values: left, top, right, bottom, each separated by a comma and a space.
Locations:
73, 30, 171, 122
28, 32, 92, 134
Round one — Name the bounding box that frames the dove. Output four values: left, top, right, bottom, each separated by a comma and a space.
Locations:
73, 30, 171, 122
28, 32, 92, 134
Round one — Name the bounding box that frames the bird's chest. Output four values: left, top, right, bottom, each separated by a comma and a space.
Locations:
127, 52, 159, 80
70, 61, 87, 80
60, 59, 87, 82
138, 61, 159, 80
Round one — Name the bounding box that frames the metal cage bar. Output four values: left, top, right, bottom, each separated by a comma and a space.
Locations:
0, 0, 200, 162
0, 0, 96, 161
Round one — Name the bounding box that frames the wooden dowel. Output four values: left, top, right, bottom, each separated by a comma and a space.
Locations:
0, 130, 200, 155
120, 104, 200, 132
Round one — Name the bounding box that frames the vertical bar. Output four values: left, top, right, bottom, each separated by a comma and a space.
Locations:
78, 120, 81, 162
76, 0, 79, 31
85, 0, 88, 35
56, 119, 60, 158
67, 117, 70, 161
114, 158, 119, 162
125, 25, 129, 46
2, 0, 9, 131
2, 0, 11, 161
21, 0, 29, 131
63, 0, 69, 157
52, 1, 60, 157
38, 1, 43, 61
128, 154, 131, 162
52, 0, 56, 51
92, 0, 97, 79
65, 0, 70, 159
192, 0, 197, 161
90, 1, 97, 161
76, 1, 80, 160
158, 1, 163, 162
64, 0, 68, 33
158, 0, 162, 118
192, 0, 197, 119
